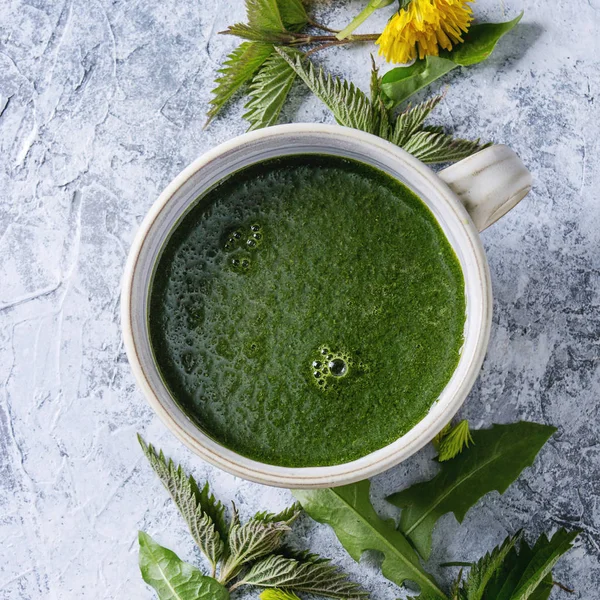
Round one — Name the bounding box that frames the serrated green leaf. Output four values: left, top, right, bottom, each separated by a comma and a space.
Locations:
381, 13, 523, 107
244, 51, 299, 130
276, 47, 377, 133
207, 42, 273, 124
387, 423, 556, 560
221, 23, 291, 43
277, 0, 308, 31
293, 481, 445, 599
247, 0, 284, 31
460, 532, 521, 600
438, 420, 474, 462
276, 48, 482, 164
390, 96, 443, 146
369, 55, 382, 106
138, 437, 225, 567
401, 130, 490, 164
236, 553, 368, 599
254, 502, 302, 524
525, 576, 553, 600
509, 530, 578, 599
219, 519, 290, 583
138, 532, 230, 600
196, 482, 228, 541
481, 531, 576, 600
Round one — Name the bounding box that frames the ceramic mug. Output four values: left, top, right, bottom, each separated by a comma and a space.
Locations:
121, 124, 531, 488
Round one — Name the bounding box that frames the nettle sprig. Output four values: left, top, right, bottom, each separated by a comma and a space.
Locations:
207, 0, 522, 150
138, 422, 578, 600
137, 436, 367, 600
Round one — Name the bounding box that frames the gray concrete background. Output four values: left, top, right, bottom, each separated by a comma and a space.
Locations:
0, 0, 598, 598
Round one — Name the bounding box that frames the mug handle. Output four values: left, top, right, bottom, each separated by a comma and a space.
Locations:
438, 145, 532, 232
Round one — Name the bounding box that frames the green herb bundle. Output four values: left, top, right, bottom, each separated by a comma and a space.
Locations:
138, 423, 578, 600
137, 437, 366, 600
206, 0, 522, 165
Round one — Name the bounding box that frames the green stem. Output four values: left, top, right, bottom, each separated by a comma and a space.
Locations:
228, 581, 244, 593
287, 32, 381, 46
336, 4, 378, 40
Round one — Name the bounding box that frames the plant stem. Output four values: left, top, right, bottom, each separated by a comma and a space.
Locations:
288, 32, 381, 46
336, 4, 378, 40
553, 581, 575, 594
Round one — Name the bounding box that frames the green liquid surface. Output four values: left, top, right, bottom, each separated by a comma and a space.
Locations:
149, 155, 466, 467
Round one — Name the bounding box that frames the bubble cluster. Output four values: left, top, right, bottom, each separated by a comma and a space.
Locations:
223, 223, 264, 273
311, 347, 353, 389
224, 223, 263, 252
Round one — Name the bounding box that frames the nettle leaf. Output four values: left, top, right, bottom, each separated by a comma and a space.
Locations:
279, 50, 484, 164
222, 23, 292, 43
237, 553, 368, 599
220, 519, 290, 583
244, 50, 300, 130
138, 437, 225, 567
277, 0, 308, 32
207, 42, 273, 124
247, 0, 285, 32
459, 532, 521, 600
293, 481, 446, 599
437, 420, 474, 462
508, 530, 578, 600
401, 131, 490, 164
381, 13, 523, 107
196, 481, 228, 540
369, 55, 382, 106
387, 423, 556, 560
389, 96, 442, 146
138, 532, 230, 600
254, 502, 302, 524
277, 47, 377, 133
478, 530, 577, 600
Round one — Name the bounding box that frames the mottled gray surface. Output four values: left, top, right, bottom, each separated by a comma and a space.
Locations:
0, 0, 598, 598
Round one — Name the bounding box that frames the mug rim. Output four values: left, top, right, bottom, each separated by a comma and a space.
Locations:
121, 123, 492, 488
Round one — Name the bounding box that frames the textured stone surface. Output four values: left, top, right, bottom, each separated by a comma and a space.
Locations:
0, 0, 598, 598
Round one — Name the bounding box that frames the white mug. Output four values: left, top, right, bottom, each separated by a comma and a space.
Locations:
121, 124, 531, 488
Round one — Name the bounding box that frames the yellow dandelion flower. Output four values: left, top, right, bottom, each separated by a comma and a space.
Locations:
376, 0, 474, 64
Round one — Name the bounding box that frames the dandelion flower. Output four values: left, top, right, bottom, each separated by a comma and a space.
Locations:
377, 0, 474, 64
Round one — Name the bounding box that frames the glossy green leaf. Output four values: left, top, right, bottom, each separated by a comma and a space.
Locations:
387, 423, 556, 560
138, 532, 230, 600
381, 56, 456, 108
450, 13, 524, 66
381, 13, 523, 107
293, 480, 446, 599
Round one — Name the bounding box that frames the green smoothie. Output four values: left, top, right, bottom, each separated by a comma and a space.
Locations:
149, 155, 465, 467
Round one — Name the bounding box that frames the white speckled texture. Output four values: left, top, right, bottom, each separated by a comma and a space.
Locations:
0, 1, 598, 598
